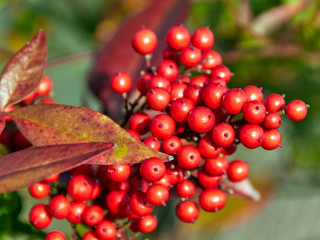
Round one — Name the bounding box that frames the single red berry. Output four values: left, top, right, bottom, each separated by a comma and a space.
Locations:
45, 231, 66, 240
169, 81, 188, 101
285, 100, 308, 121
263, 112, 282, 129
82, 230, 99, 240
129, 112, 151, 135
201, 50, 222, 69
67, 201, 87, 224
199, 188, 226, 212
222, 142, 238, 156
129, 192, 154, 217
137, 73, 152, 95
153, 173, 172, 190
192, 27, 214, 50
179, 46, 202, 67
197, 169, 222, 189
176, 200, 199, 223
176, 145, 201, 169
212, 123, 235, 147
40, 98, 56, 104
227, 160, 249, 182
140, 157, 166, 182
47, 195, 70, 219
150, 114, 176, 139
36, 76, 53, 97
202, 82, 227, 109
146, 87, 170, 111
165, 163, 184, 186
213, 106, 229, 123
262, 129, 282, 150
146, 75, 171, 92
106, 190, 129, 213
132, 28, 158, 54
67, 175, 94, 202
239, 124, 264, 149
198, 134, 222, 159
143, 136, 161, 151
184, 84, 203, 105
146, 184, 169, 205
157, 59, 179, 82
204, 155, 229, 176
210, 65, 233, 83
189, 75, 209, 87
95, 220, 117, 240
28, 182, 50, 199
162, 135, 182, 155
166, 25, 191, 50
138, 214, 158, 233
188, 106, 215, 133
243, 85, 264, 102
110, 72, 132, 94
243, 100, 267, 124
90, 179, 101, 200
264, 93, 285, 112
176, 179, 195, 198
42, 173, 60, 183
29, 203, 52, 229
170, 98, 195, 123
106, 164, 131, 182
163, 46, 179, 62
222, 88, 248, 114
127, 129, 141, 140
82, 205, 104, 227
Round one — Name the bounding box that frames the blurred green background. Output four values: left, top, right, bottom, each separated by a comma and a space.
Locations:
0, 0, 320, 239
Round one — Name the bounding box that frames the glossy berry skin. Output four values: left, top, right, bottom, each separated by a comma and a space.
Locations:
204, 155, 229, 176
190, 75, 209, 87
67, 201, 87, 224
150, 114, 175, 139
106, 190, 129, 213
198, 134, 222, 159
106, 164, 131, 182
162, 135, 182, 155
212, 123, 235, 147
264, 93, 285, 112
199, 189, 226, 212
188, 106, 215, 133
176, 145, 201, 169
176, 179, 195, 198
140, 157, 166, 182
176, 200, 199, 223
28, 182, 50, 199
165, 163, 184, 186
129, 112, 151, 135
82, 205, 104, 227
143, 136, 161, 151
192, 27, 214, 50
210, 65, 232, 83
36, 76, 53, 97
163, 46, 178, 62
197, 169, 222, 189
243, 100, 267, 124
147, 75, 171, 92
170, 98, 195, 123
146, 184, 169, 205
138, 214, 158, 233
166, 25, 191, 50
110, 72, 132, 94
137, 73, 152, 95
157, 60, 179, 82
201, 50, 222, 70
202, 83, 227, 109
132, 28, 158, 54
222, 88, 248, 114
29, 203, 52, 229
146, 87, 170, 111
227, 160, 249, 182
45, 231, 66, 240
243, 85, 264, 102
169, 81, 188, 101
239, 124, 264, 149
263, 112, 282, 129
262, 129, 282, 150
47, 195, 70, 219
285, 100, 308, 121
42, 173, 60, 183
129, 192, 154, 217
179, 46, 202, 67
184, 84, 203, 105
82, 231, 99, 240
95, 220, 117, 240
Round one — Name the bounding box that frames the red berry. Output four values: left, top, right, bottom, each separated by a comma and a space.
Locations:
82, 231, 99, 240
157, 60, 179, 82
95, 220, 117, 240
150, 114, 175, 139
197, 169, 222, 189
212, 123, 235, 147
47, 195, 70, 219
184, 84, 203, 105
106, 190, 129, 213
199, 189, 226, 212
190, 75, 209, 87
202, 82, 227, 109
45, 231, 65, 240
264, 93, 285, 112
140, 157, 166, 182
162, 135, 182, 155
176, 179, 195, 198
106, 164, 131, 182
29, 203, 52, 229
146, 87, 170, 111
239, 124, 264, 149
179, 46, 202, 67
163, 46, 179, 62
137, 73, 152, 95
176, 200, 199, 223
129, 192, 154, 217
132, 28, 158, 54
165, 163, 184, 186
204, 155, 229, 176
188, 106, 215, 133
42, 173, 60, 183
36, 76, 53, 97
201, 50, 222, 69
243, 85, 263, 102
227, 160, 249, 182
146, 184, 169, 205
263, 112, 282, 129
198, 134, 222, 159
67, 175, 94, 201
166, 25, 191, 50
138, 214, 158, 233
69, 164, 94, 178
169, 81, 188, 101
222, 88, 248, 114
129, 112, 151, 135
262, 129, 282, 150
143, 136, 161, 151
243, 100, 267, 124
127, 129, 141, 140
170, 98, 195, 123
176, 145, 201, 169
110, 72, 132, 94
210, 65, 232, 83
67, 201, 87, 224
28, 182, 50, 199
285, 100, 308, 121
147, 75, 171, 92
82, 205, 104, 227
192, 27, 214, 50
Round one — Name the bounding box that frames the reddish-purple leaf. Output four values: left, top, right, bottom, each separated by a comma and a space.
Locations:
8, 104, 169, 164
0, 142, 113, 193
220, 178, 261, 201
88, 0, 190, 121
0, 31, 47, 110
0, 113, 5, 136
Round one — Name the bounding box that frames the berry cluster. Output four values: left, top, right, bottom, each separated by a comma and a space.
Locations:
27, 26, 308, 239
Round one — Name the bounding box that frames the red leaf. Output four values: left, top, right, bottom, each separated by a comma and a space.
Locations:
8, 104, 169, 164
0, 142, 113, 193
0, 113, 5, 136
88, 0, 190, 121
0, 31, 47, 110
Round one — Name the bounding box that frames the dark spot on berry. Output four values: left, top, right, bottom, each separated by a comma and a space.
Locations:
170, 143, 174, 146
258, 138, 262, 142
224, 133, 229, 137
154, 167, 158, 172
256, 106, 260, 110
208, 115, 212, 118
181, 99, 185, 103
190, 155, 195, 159
103, 228, 107, 232
90, 216, 95, 220
84, 181, 88, 185
169, 64, 174, 68
158, 124, 163, 128
54, 209, 58, 213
